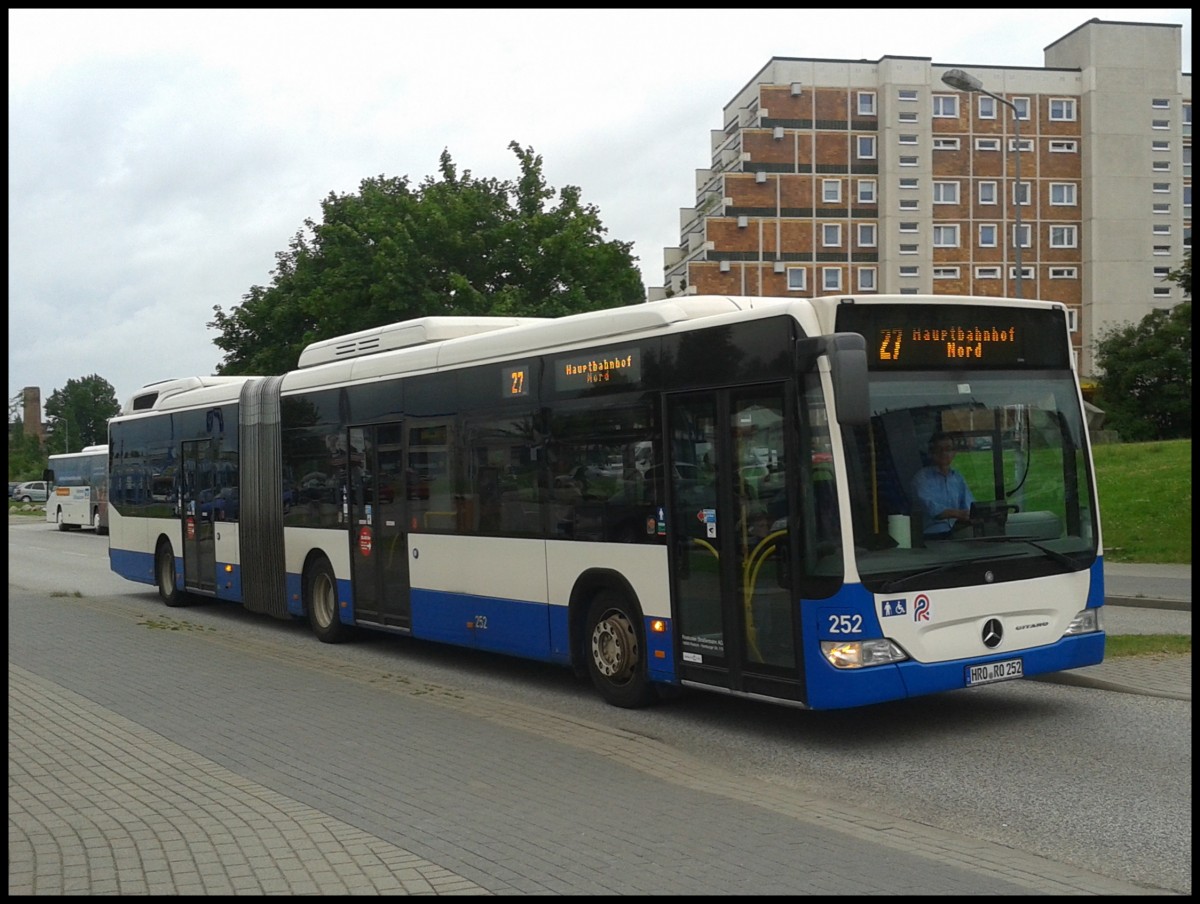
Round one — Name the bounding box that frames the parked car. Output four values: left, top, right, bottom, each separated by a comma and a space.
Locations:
8, 481, 21, 498
13, 480, 49, 503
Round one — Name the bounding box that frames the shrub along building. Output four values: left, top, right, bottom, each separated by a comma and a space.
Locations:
650, 18, 1191, 379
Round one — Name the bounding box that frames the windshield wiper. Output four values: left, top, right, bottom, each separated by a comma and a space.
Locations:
966, 536, 1086, 570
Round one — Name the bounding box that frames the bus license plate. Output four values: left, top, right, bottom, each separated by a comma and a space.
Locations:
966, 658, 1023, 686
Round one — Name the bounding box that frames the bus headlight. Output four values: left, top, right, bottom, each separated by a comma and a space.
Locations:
1064, 607, 1102, 635
821, 638, 908, 669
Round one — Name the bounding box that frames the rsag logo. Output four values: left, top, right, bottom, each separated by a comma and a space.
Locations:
913, 593, 931, 622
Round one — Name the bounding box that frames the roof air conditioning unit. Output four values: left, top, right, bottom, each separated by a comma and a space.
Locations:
790, 82, 803, 96
719, 261, 732, 272
737, 215, 749, 228
773, 126, 784, 140
755, 171, 767, 183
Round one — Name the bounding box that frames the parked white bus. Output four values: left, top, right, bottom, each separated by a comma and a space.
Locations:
45, 444, 109, 533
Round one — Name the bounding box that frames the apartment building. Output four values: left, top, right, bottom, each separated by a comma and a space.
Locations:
651, 18, 1191, 378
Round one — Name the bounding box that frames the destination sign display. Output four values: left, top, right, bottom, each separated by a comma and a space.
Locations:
835, 303, 1070, 370
554, 349, 642, 391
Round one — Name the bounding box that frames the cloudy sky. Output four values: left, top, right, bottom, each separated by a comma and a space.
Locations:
8, 8, 1191, 418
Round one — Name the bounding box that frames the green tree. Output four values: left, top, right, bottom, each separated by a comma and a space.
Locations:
209, 143, 645, 375
43, 375, 120, 454
1165, 248, 1191, 297
1094, 300, 1191, 442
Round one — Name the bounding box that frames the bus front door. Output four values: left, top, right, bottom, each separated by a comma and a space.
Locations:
667, 387, 802, 701
180, 439, 217, 595
348, 424, 411, 630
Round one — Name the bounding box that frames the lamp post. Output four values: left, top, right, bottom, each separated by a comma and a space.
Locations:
57, 417, 69, 454
941, 68, 1023, 299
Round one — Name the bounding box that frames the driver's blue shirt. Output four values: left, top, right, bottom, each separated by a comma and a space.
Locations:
912, 466, 974, 536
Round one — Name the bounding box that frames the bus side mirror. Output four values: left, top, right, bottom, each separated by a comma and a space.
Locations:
798, 333, 868, 427
42, 468, 54, 483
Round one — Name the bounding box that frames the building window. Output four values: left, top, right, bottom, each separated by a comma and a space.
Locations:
898, 155, 918, 167
822, 179, 842, 203
1151, 140, 1170, 151
899, 199, 919, 211
1153, 286, 1172, 298
1049, 226, 1078, 248
898, 89, 918, 102
974, 266, 1001, 279
1013, 224, 1032, 248
978, 181, 997, 205
1152, 224, 1171, 235
898, 111, 918, 123
899, 244, 919, 255
978, 224, 998, 247
1049, 267, 1078, 279
899, 288, 919, 295
857, 91, 876, 116
1049, 140, 1079, 153
975, 138, 1000, 151
786, 267, 807, 291
1151, 119, 1170, 130
1153, 266, 1171, 278
1013, 97, 1030, 120
933, 267, 960, 279
1013, 182, 1031, 206
1152, 182, 1171, 193
933, 181, 960, 204
899, 222, 918, 233
932, 138, 960, 150
822, 223, 842, 247
857, 223, 877, 247
932, 95, 958, 117
1066, 308, 1078, 332
1153, 245, 1171, 256
898, 134, 918, 145
1049, 98, 1077, 121
857, 267, 877, 292
899, 177, 918, 190
1007, 138, 1034, 153
1151, 98, 1170, 110
822, 267, 842, 292
978, 95, 996, 119
899, 265, 919, 277
932, 225, 959, 248
856, 180, 877, 204
1152, 160, 1171, 172
1049, 183, 1077, 206
1152, 203, 1171, 214
1010, 265, 1034, 280
856, 135, 876, 159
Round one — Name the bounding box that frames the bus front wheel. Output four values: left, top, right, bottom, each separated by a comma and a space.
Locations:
306, 557, 351, 644
156, 541, 184, 607
585, 590, 654, 709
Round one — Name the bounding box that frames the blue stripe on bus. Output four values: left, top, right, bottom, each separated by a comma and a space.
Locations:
110, 548, 156, 587
408, 589, 571, 664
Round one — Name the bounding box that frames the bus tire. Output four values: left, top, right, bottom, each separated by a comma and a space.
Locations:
306, 556, 351, 644
56, 508, 70, 531
156, 540, 185, 607
585, 589, 654, 709
92, 509, 103, 531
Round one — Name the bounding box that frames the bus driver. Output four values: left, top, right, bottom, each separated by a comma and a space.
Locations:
912, 431, 974, 539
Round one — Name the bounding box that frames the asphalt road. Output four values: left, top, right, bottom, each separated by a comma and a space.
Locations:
8, 519, 1192, 895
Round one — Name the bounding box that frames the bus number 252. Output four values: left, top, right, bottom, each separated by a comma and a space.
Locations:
827, 614, 863, 634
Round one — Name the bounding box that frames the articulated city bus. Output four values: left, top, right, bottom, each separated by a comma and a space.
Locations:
108, 295, 1105, 710
44, 444, 109, 533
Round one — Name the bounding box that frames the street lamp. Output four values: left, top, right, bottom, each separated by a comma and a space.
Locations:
941, 68, 1024, 299
56, 416, 69, 454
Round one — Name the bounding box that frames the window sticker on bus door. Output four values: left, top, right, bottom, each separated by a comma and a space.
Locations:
700, 508, 715, 538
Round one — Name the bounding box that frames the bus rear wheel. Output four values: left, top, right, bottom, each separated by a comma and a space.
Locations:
156, 541, 185, 607
306, 557, 351, 644
56, 508, 70, 531
585, 590, 654, 708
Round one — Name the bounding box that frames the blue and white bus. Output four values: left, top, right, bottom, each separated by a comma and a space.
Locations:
107, 295, 1105, 710
45, 444, 109, 533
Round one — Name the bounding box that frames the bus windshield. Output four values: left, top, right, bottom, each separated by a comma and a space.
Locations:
842, 369, 1097, 591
